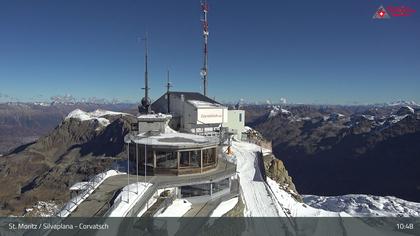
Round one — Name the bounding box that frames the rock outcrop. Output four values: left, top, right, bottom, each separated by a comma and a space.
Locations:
263, 153, 302, 202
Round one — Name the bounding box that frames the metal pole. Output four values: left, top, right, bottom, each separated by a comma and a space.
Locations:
144, 33, 151, 114
136, 143, 139, 194
144, 142, 147, 184
201, 0, 209, 96
127, 143, 130, 203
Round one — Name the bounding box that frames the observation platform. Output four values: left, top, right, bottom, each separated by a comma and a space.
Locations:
68, 158, 236, 217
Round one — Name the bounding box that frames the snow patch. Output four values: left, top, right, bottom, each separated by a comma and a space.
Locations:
361, 115, 375, 121
210, 197, 238, 217
24, 201, 60, 217
268, 106, 291, 118
389, 114, 409, 124
69, 182, 90, 191
155, 199, 192, 217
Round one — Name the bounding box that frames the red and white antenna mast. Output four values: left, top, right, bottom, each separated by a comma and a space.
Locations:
200, 0, 209, 97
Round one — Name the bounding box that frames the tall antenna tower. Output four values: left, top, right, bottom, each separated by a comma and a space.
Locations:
139, 33, 152, 114
200, 0, 209, 97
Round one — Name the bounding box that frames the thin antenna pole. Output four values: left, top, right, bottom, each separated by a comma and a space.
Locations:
136, 143, 139, 194
201, 0, 209, 97
139, 33, 151, 114
144, 143, 147, 184
127, 143, 130, 203
166, 69, 172, 114
144, 33, 149, 104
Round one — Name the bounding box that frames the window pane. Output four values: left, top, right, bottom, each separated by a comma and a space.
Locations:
156, 151, 177, 169
212, 178, 230, 193
181, 183, 211, 197
203, 148, 216, 166
180, 151, 189, 167
190, 150, 200, 168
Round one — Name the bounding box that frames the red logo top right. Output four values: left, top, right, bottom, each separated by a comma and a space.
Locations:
373, 5, 416, 19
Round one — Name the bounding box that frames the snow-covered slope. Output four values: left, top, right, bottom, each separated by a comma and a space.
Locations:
303, 194, 420, 217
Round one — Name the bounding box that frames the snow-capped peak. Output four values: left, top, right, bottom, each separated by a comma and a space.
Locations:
268, 106, 291, 118
65, 109, 128, 127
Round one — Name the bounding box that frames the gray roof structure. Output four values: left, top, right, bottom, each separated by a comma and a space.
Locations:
151, 91, 221, 114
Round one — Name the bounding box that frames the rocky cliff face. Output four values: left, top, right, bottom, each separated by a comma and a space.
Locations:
263, 153, 302, 202
244, 127, 302, 202
0, 110, 137, 216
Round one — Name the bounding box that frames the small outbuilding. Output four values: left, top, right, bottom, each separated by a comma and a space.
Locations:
151, 92, 228, 135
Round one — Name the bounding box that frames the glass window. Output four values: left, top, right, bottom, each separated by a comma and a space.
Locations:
156, 151, 177, 169
181, 183, 211, 198
139, 145, 154, 167
202, 148, 216, 167
190, 150, 200, 168
239, 113, 242, 122
180, 151, 189, 168
212, 178, 230, 193
180, 150, 201, 168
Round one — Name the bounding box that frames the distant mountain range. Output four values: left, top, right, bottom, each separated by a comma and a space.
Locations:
246, 104, 420, 202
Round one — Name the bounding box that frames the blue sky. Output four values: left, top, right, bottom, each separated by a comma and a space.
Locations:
0, 0, 419, 104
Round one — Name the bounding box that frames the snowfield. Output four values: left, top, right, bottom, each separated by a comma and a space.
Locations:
303, 194, 420, 217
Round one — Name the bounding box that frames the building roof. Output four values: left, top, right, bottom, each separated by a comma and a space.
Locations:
187, 100, 225, 109
125, 132, 219, 149
151, 91, 223, 114
167, 92, 221, 105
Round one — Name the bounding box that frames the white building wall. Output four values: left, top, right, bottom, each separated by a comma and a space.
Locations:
224, 110, 245, 140
162, 95, 228, 133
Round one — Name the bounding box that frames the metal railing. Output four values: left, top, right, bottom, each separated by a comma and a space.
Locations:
56, 167, 117, 217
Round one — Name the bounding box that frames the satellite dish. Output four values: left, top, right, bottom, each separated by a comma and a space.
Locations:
200, 69, 207, 77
